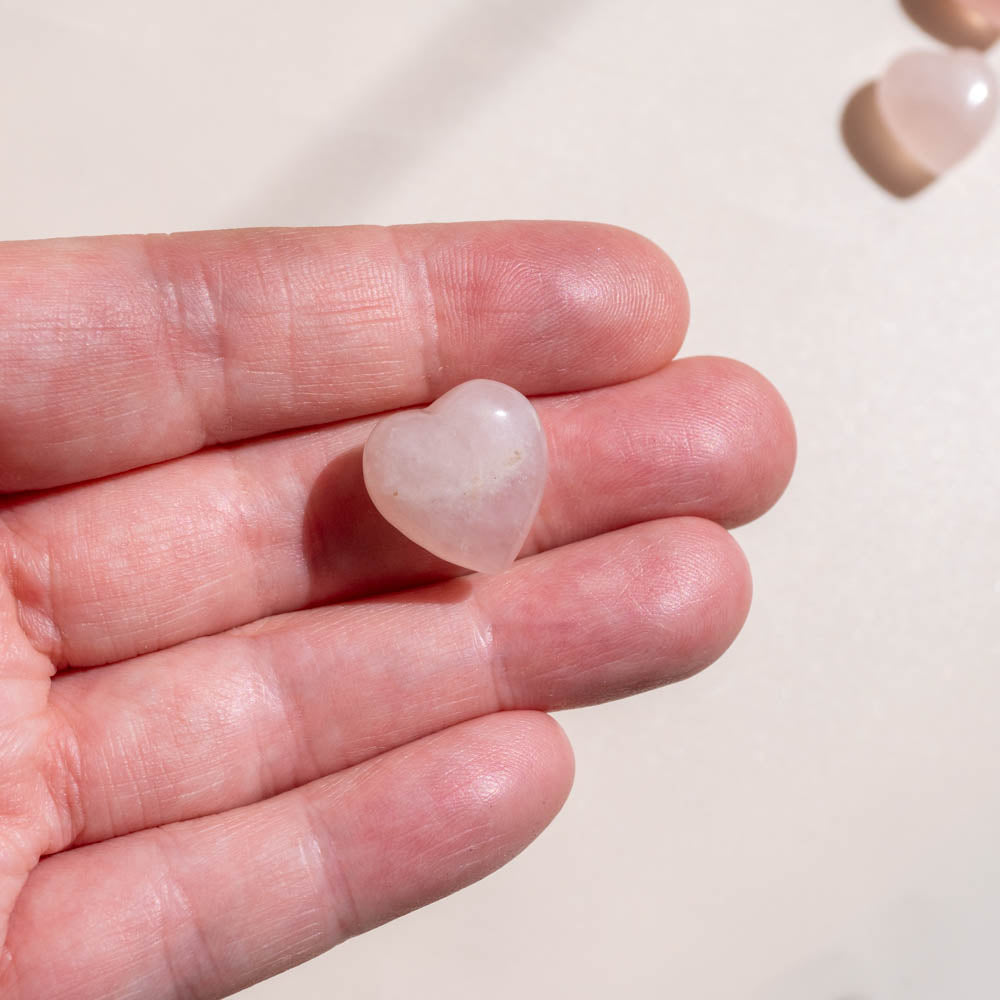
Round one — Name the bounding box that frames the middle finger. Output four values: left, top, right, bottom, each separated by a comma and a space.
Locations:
5, 356, 793, 667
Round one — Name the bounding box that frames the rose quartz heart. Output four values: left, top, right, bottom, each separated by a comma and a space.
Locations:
961, 0, 1000, 26
362, 379, 548, 574
877, 49, 998, 174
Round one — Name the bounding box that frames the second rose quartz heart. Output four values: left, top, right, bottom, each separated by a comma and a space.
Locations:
877, 49, 998, 174
362, 380, 548, 574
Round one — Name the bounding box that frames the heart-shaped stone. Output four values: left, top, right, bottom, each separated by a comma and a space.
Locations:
877, 49, 998, 174
362, 379, 548, 574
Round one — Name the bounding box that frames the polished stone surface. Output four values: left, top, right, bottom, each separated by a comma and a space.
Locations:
363, 380, 548, 574
877, 48, 998, 173
961, 0, 1000, 26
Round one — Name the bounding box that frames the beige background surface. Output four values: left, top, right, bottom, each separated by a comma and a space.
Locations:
3, 1, 998, 997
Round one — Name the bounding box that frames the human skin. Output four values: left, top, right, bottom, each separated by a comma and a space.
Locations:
0, 221, 795, 999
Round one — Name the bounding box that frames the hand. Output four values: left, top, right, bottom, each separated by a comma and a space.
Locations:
0, 221, 794, 999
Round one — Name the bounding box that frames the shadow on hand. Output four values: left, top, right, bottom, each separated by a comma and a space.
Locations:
841, 81, 937, 198
301, 443, 473, 608
900, 0, 999, 48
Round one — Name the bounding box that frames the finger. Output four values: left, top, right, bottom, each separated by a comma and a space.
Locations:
5, 713, 572, 1000
0, 221, 687, 492
5, 357, 792, 667
45, 517, 749, 849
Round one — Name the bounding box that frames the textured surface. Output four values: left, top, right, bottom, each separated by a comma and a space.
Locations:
363, 380, 547, 573
878, 48, 997, 172
1, 2, 998, 999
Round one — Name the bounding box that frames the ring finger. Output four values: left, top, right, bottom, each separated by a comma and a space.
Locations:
46, 515, 751, 850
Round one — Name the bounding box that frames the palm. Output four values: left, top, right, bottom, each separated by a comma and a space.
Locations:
0, 222, 793, 1000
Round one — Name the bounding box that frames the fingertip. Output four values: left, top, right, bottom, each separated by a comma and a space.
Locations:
409, 220, 689, 393
665, 357, 797, 527
466, 711, 575, 831
568, 222, 690, 375
637, 517, 754, 683
525, 710, 576, 805
714, 359, 797, 527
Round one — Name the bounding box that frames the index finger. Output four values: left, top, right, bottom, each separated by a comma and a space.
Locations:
0, 221, 687, 492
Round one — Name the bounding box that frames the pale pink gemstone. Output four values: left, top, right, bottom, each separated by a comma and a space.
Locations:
362, 380, 548, 574
877, 49, 998, 173
960, 0, 1000, 26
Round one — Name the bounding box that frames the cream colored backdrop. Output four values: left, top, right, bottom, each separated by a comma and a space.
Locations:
3, 1, 998, 997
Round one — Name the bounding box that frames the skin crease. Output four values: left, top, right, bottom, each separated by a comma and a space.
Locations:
0, 221, 795, 1000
